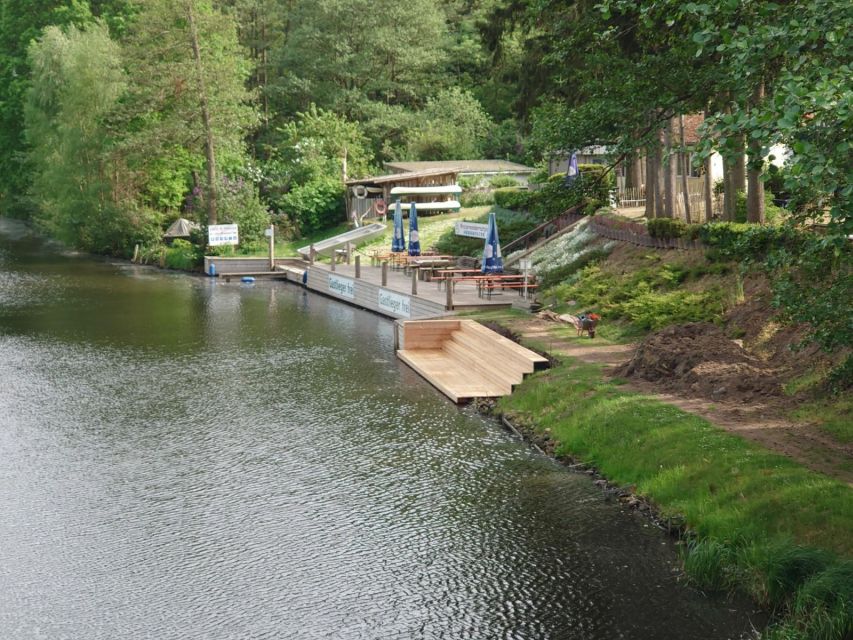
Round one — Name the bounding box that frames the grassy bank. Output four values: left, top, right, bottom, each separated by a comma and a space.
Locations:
496, 356, 853, 640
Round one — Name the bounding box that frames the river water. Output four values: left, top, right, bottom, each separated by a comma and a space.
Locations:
0, 219, 761, 639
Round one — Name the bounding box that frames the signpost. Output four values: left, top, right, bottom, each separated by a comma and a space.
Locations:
519, 258, 532, 299
454, 221, 489, 239
208, 224, 239, 247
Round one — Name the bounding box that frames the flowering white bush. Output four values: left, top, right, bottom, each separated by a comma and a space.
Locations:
530, 218, 596, 275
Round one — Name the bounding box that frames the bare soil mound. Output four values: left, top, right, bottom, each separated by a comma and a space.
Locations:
617, 322, 789, 403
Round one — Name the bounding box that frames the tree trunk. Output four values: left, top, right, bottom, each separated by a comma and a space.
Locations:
734, 135, 746, 192
703, 156, 713, 222
747, 81, 766, 223
187, 2, 218, 226
723, 159, 736, 221
662, 120, 675, 219
645, 149, 657, 218
679, 115, 691, 223
654, 141, 665, 219
626, 152, 642, 189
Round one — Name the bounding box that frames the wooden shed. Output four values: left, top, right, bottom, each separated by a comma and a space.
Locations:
345, 168, 461, 224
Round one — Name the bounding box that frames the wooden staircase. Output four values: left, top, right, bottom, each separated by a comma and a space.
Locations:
397, 319, 548, 403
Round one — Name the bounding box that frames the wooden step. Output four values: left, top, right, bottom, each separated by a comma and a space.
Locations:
397, 319, 548, 403
397, 349, 508, 402
449, 327, 535, 376
441, 339, 514, 394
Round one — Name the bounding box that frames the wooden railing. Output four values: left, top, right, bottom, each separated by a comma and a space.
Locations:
503, 205, 585, 255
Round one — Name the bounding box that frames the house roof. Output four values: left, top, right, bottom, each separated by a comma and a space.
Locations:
384, 159, 536, 174
345, 167, 460, 186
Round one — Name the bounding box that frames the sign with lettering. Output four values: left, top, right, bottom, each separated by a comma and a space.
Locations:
208, 224, 239, 246
378, 289, 411, 318
328, 274, 355, 299
454, 221, 488, 239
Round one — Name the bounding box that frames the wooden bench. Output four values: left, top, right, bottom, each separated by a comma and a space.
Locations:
479, 282, 538, 299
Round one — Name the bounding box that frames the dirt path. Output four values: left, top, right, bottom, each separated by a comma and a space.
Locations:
515, 318, 853, 486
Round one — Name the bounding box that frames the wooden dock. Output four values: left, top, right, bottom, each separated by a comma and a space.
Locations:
303, 258, 517, 319
203, 254, 522, 320
397, 319, 548, 403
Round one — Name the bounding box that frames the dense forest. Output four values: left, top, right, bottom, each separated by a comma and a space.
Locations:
1, 0, 849, 243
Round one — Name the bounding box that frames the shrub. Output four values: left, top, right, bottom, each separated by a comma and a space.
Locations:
489, 175, 519, 189
647, 218, 687, 239
540, 247, 612, 288
164, 239, 200, 270
493, 187, 530, 210
217, 175, 270, 244
460, 191, 495, 207
282, 176, 345, 234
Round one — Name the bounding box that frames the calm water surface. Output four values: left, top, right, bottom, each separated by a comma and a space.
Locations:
0, 219, 762, 639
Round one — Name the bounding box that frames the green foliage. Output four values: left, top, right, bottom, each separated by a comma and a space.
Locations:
493, 187, 527, 210
539, 247, 610, 289
23, 21, 163, 255
433, 208, 538, 256
217, 175, 270, 243
163, 238, 200, 270
489, 175, 518, 189
281, 175, 344, 234
407, 88, 494, 161
552, 261, 725, 331
646, 218, 686, 239
459, 191, 494, 207
768, 235, 852, 364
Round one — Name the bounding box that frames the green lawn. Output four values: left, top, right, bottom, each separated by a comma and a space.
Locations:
498, 357, 853, 639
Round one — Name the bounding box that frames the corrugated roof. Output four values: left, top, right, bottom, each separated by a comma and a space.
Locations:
345, 167, 461, 186
384, 159, 536, 174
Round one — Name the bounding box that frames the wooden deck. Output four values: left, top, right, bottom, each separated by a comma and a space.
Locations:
303, 258, 517, 319
397, 319, 548, 403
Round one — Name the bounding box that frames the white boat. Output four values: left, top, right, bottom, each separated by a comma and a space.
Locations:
389, 185, 462, 196
391, 200, 461, 211
297, 222, 387, 258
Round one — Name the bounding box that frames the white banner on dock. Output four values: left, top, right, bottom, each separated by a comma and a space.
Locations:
208, 224, 239, 246
378, 289, 411, 318
328, 274, 355, 299
454, 221, 488, 239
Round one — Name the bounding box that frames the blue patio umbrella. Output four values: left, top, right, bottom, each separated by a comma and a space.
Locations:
564, 151, 579, 186
391, 199, 406, 252
408, 202, 421, 256
481, 211, 503, 273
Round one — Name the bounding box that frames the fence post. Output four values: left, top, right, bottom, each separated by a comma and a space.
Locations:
411, 269, 418, 295
381, 261, 388, 287
309, 244, 316, 265
446, 278, 453, 310
355, 255, 361, 279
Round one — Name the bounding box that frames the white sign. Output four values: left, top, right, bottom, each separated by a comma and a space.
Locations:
208, 224, 239, 246
328, 274, 355, 299
454, 221, 489, 239
518, 259, 532, 270
378, 289, 411, 318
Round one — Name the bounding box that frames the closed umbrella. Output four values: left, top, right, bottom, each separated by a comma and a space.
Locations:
564, 151, 579, 186
482, 211, 503, 273
391, 199, 406, 252
408, 202, 420, 256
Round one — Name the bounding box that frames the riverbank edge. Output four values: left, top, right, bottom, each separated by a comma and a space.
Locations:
471, 319, 852, 640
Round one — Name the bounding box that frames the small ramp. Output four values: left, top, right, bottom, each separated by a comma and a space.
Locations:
298, 222, 387, 258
